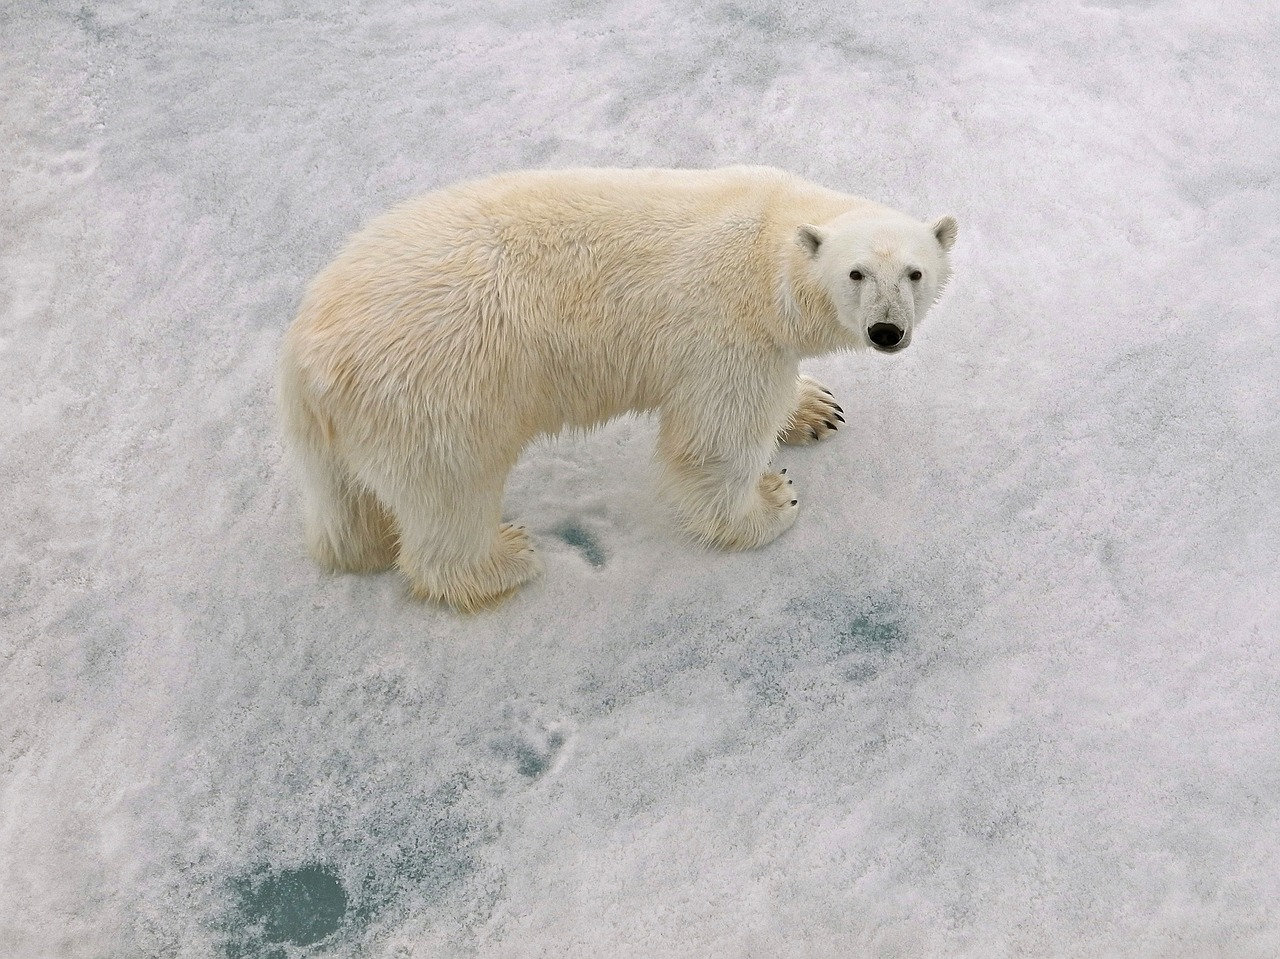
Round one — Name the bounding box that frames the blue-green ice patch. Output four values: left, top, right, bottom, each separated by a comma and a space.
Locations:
839, 609, 904, 655
555, 521, 606, 567
225, 865, 348, 956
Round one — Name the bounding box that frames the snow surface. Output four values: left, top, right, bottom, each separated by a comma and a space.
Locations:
3, 1, 1279, 956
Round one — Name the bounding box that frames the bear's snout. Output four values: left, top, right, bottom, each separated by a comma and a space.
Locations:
868, 323, 906, 352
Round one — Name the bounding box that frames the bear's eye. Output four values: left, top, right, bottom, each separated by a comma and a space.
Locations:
849, 270, 864, 282
909, 270, 923, 282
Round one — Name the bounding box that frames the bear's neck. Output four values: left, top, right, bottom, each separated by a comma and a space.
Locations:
777, 238, 857, 358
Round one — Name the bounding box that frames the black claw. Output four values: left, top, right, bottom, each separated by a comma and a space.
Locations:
832, 403, 844, 414
834, 412, 845, 423
824, 420, 836, 431
780, 468, 787, 474
810, 429, 819, 439
821, 388, 833, 397
790, 499, 797, 506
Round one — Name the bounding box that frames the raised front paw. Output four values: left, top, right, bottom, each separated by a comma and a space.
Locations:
778, 375, 844, 446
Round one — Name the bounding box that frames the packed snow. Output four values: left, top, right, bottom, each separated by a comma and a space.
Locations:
3, 1, 1278, 956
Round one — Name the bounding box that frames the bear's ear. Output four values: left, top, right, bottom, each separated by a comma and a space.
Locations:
797, 224, 826, 257
932, 215, 958, 253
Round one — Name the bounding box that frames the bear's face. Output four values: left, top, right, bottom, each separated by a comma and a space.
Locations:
798, 213, 957, 353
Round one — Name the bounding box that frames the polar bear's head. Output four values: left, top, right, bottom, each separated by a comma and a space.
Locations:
798, 212, 957, 353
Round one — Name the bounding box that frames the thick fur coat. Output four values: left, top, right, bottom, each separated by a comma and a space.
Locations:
280, 167, 957, 610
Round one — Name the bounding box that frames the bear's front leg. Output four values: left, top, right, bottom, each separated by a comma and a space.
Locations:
656, 382, 799, 551
778, 374, 844, 446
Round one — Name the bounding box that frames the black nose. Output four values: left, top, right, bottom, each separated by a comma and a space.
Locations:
868, 323, 905, 349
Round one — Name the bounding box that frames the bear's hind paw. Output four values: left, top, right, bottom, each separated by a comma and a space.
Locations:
407, 523, 542, 613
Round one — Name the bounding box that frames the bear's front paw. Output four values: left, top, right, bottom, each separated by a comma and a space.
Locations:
760, 469, 797, 513
689, 470, 798, 551
779, 375, 844, 446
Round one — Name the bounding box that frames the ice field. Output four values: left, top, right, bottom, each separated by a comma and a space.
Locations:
3, 1, 1279, 956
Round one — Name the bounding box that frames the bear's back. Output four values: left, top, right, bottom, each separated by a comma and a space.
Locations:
289, 167, 869, 426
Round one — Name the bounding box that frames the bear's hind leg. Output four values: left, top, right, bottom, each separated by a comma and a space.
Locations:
408, 521, 540, 613
778, 375, 844, 446
381, 466, 541, 613
295, 444, 399, 573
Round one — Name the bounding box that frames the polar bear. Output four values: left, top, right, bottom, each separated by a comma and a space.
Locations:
279, 167, 956, 611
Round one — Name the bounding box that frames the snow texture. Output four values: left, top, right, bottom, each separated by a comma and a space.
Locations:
3, 1, 1279, 956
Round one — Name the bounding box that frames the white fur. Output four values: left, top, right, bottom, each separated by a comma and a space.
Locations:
279, 167, 956, 611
